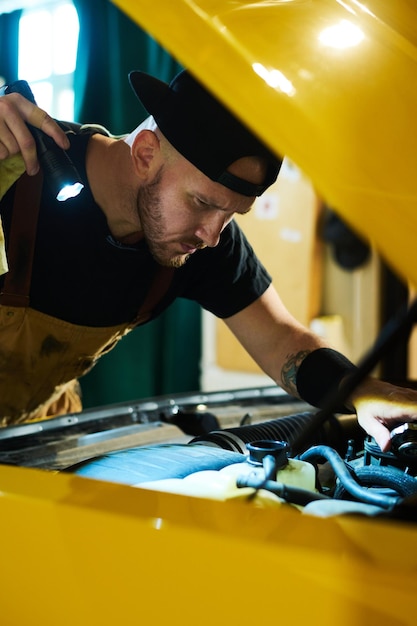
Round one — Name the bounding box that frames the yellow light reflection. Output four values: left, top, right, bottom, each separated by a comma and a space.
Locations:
153, 517, 163, 530
252, 63, 296, 96
319, 20, 365, 48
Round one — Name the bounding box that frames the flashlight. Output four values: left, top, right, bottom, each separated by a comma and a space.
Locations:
4, 79, 84, 201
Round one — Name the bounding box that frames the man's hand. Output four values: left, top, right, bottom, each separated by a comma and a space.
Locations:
351, 378, 417, 452
0, 93, 69, 175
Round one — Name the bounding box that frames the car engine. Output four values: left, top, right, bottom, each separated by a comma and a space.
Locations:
1, 386, 415, 523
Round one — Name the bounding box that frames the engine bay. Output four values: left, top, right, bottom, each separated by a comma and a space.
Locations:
1, 385, 416, 523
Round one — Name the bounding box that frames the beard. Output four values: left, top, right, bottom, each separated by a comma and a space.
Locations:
136, 171, 191, 268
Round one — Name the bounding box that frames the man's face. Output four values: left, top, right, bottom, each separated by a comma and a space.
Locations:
136, 155, 259, 268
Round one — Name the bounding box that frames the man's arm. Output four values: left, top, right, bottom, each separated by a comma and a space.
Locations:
0, 92, 69, 174
224, 284, 327, 395
225, 284, 417, 452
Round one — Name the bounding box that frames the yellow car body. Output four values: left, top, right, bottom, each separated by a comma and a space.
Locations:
2, 2, 417, 624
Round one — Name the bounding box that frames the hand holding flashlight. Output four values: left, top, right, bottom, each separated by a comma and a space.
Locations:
0, 86, 69, 174
1, 80, 84, 201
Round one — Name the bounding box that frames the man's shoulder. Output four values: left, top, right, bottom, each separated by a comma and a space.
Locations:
57, 121, 113, 138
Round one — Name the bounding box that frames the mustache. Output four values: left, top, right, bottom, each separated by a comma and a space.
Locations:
184, 239, 207, 251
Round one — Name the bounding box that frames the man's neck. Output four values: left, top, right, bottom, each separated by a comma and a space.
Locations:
86, 134, 143, 241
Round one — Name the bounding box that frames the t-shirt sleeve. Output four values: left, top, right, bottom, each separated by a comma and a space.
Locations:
181, 219, 272, 318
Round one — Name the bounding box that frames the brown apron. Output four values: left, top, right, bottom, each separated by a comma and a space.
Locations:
0, 172, 173, 425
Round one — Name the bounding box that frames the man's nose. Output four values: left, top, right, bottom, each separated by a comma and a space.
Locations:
195, 214, 225, 248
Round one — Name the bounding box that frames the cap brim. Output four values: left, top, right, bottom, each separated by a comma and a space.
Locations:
128, 71, 170, 117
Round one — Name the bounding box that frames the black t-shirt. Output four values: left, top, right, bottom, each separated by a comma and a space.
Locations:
0, 124, 272, 327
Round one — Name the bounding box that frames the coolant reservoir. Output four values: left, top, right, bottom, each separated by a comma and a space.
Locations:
136, 440, 316, 508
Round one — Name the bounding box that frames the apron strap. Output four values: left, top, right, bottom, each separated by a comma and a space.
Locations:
0, 171, 43, 307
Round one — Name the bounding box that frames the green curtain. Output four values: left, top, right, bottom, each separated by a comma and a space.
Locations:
72, 0, 201, 407
73, 0, 182, 132
0, 9, 22, 87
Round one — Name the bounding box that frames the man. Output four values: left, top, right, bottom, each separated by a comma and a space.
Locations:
0, 69, 417, 451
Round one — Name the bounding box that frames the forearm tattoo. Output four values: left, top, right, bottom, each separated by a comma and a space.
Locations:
281, 350, 312, 397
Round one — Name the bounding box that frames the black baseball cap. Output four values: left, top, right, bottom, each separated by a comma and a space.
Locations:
128, 69, 282, 196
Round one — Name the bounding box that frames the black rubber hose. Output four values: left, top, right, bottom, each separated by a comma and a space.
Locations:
190, 411, 331, 456
262, 454, 278, 482
333, 465, 417, 499
236, 475, 330, 507
300, 445, 402, 509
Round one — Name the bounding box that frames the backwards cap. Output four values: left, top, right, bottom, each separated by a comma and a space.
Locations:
128, 70, 282, 197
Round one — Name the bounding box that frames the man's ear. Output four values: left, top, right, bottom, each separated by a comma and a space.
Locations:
131, 130, 161, 181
